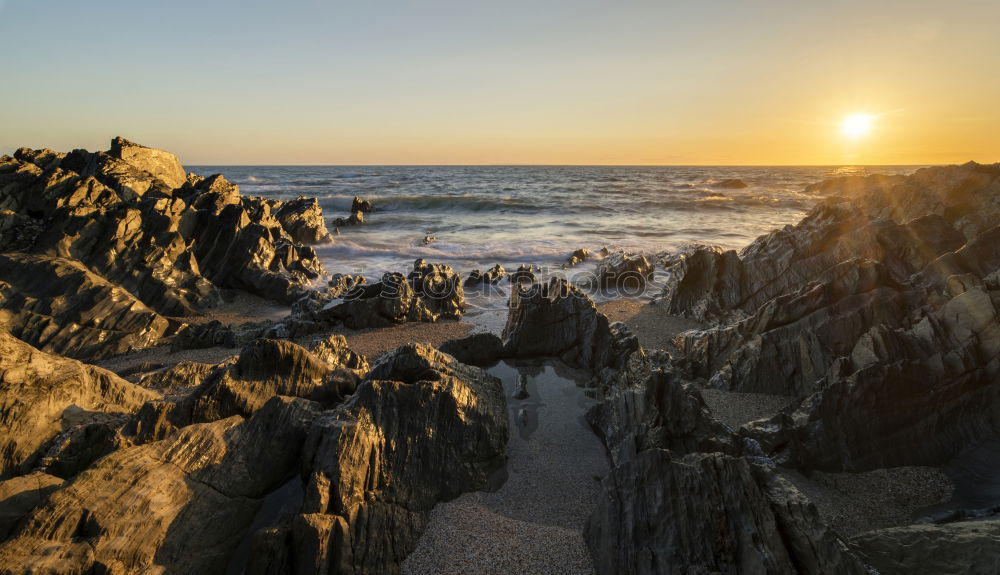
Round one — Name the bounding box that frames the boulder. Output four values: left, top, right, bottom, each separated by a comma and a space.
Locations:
502, 278, 638, 375
351, 196, 373, 213
438, 332, 505, 366
596, 251, 654, 290
464, 264, 506, 287
408, 259, 464, 318
564, 247, 591, 268
274, 196, 334, 244
508, 264, 536, 286
280, 344, 508, 573
0, 329, 157, 479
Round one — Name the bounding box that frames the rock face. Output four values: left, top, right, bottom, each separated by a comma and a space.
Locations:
245, 344, 508, 574
584, 163, 1000, 573
586, 450, 867, 575
129, 335, 367, 442
502, 278, 637, 375
564, 248, 591, 268
464, 264, 506, 287
0, 339, 507, 574
0, 329, 157, 480
851, 520, 1000, 575
657, 163, 1000, 475
0, 396, 321, 574
0, 138, 330, 360
273, 260, 465, 334
595, 251, 654, 290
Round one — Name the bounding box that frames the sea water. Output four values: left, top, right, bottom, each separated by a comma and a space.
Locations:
190, 165, 921, 309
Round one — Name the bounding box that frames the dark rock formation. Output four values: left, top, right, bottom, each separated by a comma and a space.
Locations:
586, 450, 867, 575
851, 520, 1000, 575
596, 251, 654, 290
275, 196, 334, 244
438, 332, 505, 366
710, 178, 748, 189
0, 329, 157, 480
0, 396, 321, 574
352, 196, 373, 214
0, 138, 330, 360
129, 335, 367, 442
407, 259, 465, 318
502, 278, 637, 375
249, 344, 508, 574
170, 319, 237, 352
464, 264, 507, 287
584, 163, 1000, 573
0, 253, 179, 360
564, 248, 591, 268
332, 197, 371, 228
587, 370, 736, 467
508, 264, 536, 286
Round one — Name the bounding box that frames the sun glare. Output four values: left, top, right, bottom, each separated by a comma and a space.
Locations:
841, 114, 873, 139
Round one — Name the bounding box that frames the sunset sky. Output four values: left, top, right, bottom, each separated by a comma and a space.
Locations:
1, 0, 997, 165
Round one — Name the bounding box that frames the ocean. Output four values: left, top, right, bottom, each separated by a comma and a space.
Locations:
190, 165, 922, 310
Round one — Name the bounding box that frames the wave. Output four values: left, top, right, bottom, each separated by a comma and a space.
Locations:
376, 194, 536, 212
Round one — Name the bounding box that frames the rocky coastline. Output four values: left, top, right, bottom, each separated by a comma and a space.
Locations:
0, 140, 998, 573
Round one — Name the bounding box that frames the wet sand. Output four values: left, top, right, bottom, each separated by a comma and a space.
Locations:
402, 359, 606, 575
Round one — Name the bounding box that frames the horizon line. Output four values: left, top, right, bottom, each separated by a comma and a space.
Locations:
185, 162, 949, 168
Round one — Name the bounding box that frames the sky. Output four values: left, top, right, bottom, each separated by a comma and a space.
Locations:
1, 0, 998, 165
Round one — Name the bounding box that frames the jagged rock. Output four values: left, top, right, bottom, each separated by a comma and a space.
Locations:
806, 162, 1000, 239
850, 520, 1000, 575
275, 196, 334, 244
660, 204, 964, 322
0, 209, 44, 251
0, 329, 157, 479
596, 251, 654, 290
408, 259, 464, 318
352, 196, 373, 213
107, 136, 187, 191
282, 344, 507, 574
585, 450, 868, 575
290, 273, 367, 317
744, 282, 1000, 471
675, 258, 912, 396
334, 210, 365, 227
130, 337, 365, 443
508, 264, 536, 286
464, 264, 506, 287
0, 138, 330, 359
311, 262, 464, 331
587, 370, 736, 467
710, 178, 748, 189
502, 278, 637, 375
438, 332, 505, 366
564, 248, 591, 268
0, 397, 320, 573
0, 253, 179, 360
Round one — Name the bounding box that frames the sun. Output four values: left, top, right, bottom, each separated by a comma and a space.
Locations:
841, 114, 873, 139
